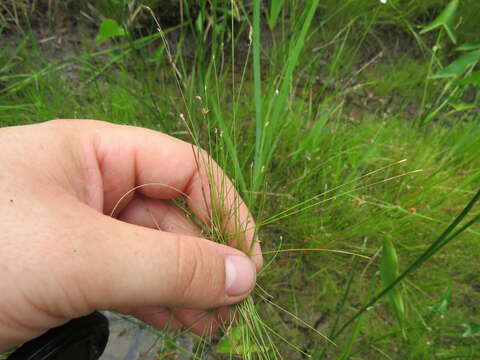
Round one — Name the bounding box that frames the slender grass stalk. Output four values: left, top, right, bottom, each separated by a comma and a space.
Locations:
252, 0, 320, 194
259, 169, 423, 227
252, 0, 263, 196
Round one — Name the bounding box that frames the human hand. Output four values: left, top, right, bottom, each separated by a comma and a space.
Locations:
0, 119, 262, 352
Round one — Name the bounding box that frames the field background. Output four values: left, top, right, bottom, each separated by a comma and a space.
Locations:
1, 1, 479, 359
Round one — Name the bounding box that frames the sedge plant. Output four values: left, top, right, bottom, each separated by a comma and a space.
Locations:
107, 6, 444, 359
1, 1, 480, 358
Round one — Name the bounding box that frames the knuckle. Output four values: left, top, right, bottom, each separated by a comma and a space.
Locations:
174, 238, 220, 306
46, 119, 77, 132
47, 118, 69, 127
46, 119, 97, 134
175, 238, 202, 297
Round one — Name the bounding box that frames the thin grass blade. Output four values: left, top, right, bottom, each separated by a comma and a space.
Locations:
380, 238, 406, 338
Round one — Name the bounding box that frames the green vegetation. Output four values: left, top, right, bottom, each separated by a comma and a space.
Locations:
1, 0, 479, 359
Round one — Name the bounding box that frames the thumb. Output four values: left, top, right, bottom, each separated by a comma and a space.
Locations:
76, 212, 257, 312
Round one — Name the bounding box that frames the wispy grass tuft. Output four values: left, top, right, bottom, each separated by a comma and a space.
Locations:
1, 1, 480, 359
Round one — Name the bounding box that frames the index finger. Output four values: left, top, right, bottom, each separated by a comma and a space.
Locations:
88, 120, 263, 269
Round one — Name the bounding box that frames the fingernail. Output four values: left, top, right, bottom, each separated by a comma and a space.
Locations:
225, 256, 256, 296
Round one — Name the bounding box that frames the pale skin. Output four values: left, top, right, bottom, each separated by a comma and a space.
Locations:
0, 119, 262, 352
